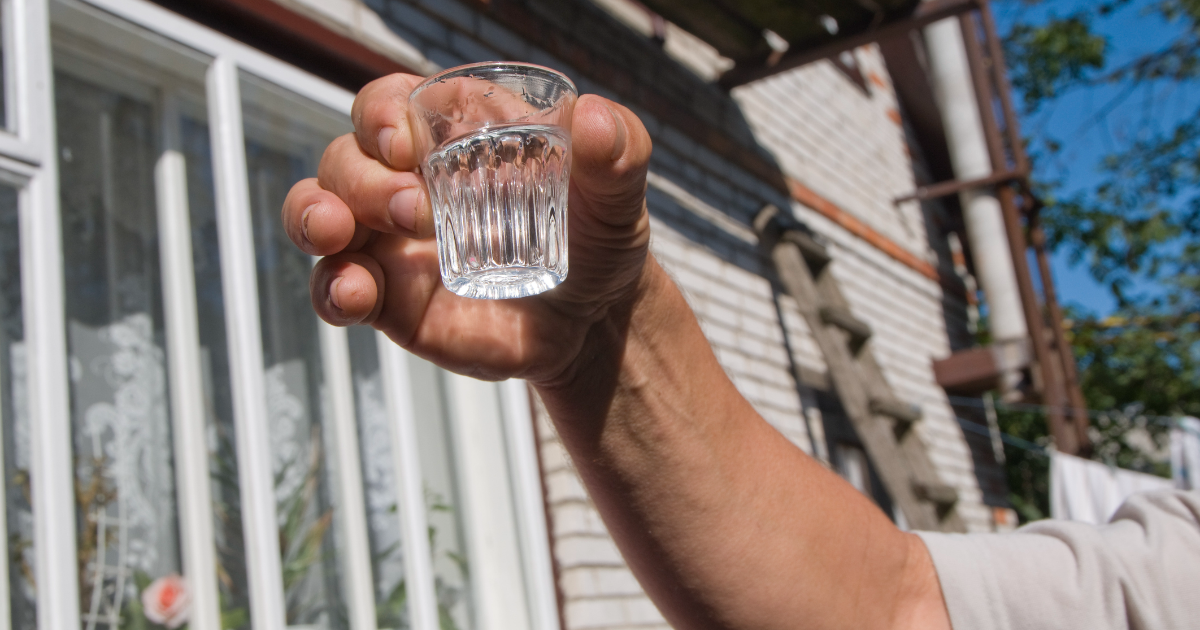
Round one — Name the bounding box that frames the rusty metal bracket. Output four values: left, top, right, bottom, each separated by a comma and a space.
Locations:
719, 0, 981, 89
892, 168, 1027, 205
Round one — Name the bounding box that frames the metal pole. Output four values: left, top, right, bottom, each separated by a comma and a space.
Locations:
1029, 210, 1091, 448
924, 15, 1029, 349
976, 0, 1091, 450
979, 0, 1090, 451
977, 0, 1029, 175
959, 11, 1078, 452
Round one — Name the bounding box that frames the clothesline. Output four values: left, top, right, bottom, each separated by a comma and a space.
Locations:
946, 395, 1199, 435
956, 415, 1049, 456
950, 396, 1200, 478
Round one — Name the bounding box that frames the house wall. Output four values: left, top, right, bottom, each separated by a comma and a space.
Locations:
261, 0, 1010, 628
731, 55, 1003, 530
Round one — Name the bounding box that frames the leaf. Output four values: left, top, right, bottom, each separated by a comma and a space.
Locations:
376, 579, 408, 627
445, 551, 469, 579
220, 607, 249, 630
124, 595, 150, 630
134, 570, 153, 592
1005, 13, 1107, 109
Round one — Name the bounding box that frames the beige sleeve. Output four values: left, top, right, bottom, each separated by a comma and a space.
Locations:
917, 490, 1200, 630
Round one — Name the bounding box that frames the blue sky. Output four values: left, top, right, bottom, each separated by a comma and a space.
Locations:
993, 0, 1198, 317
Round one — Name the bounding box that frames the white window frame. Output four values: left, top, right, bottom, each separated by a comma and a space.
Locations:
2, 2, 82, 630
7, 0, 563, 629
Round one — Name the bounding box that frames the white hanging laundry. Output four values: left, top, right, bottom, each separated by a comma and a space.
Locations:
1050, 450, 1174, 524
1170, 416, 1200, 490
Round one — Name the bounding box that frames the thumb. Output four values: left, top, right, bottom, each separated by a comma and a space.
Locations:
569, 95, 652, 229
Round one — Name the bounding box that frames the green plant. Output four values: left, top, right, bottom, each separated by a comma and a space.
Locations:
994, 0, 1200, 521
276, 428, 336, 625
996, 408, 1052, 523
370, 490, 469, 630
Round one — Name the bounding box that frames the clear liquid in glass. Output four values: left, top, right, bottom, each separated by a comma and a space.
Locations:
424, 123, 570, 299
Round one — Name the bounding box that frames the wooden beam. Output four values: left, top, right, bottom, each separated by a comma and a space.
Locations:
932, 339, 1030, 395
870, 397, 922, 426
782, 230, 831, 271
719, 0, 978, 89
755, 206, 964, 532
819, 306, 872, 349
913, 481, 959, 509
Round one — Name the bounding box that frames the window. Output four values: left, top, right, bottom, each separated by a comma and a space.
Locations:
3, 0, 561, 629
835, 443, 870, 495
0, 181, 32, 629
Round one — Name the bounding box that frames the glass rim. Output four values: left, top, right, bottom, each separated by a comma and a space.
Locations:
408, 61, 578, 104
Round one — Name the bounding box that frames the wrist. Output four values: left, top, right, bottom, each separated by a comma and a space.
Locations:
532, 254, 671, 425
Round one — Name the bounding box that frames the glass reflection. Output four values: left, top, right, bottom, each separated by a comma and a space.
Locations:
346, 327, 407, 629
55, 68, 182, 628
241, 72, 350, 629
0, 4, 7, 130
410, 359, 475, 630
0, 185, 33, 628
182, 113, 253, 629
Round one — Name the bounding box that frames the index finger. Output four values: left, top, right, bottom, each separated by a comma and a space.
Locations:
351, 73, 427, 171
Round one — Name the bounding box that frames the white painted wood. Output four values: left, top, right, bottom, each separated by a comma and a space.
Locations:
0, 0, 39, 166
0, 134, 37, 166
79, 0, 354, 113
155, 92, 221, 630
375, 336, 438, 630
0, 0, 47, 167
443, 373, 532, 630
50, 0, 210, 85
0, 153, 33, 181
499, 379, 561, 630
1, 0, 14, 131
21, 0, 80, 627
206, 55, 287, 630
0, 223, 9, 630
317, 321, 378, 630
23, 169, 79, 630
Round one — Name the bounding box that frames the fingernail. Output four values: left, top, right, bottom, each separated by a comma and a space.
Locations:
329, 276, 343, 310
301, 203, 317, 245
604, 103, 627, 161
389, 187, 421, 231
377, 126, 396, 165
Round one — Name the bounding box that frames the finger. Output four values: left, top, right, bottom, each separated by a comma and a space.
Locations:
365, 233, 563, 381
317, 133, 435, 238
310, 252, 387, 327
362, 233, 443, 347
570, 95, 653, 230
351, 73, 426, 170
282, 178, 358, 255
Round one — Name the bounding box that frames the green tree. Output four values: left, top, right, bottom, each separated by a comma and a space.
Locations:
997, 0, 1200, 519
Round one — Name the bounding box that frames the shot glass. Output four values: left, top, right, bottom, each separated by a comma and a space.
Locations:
408, 62, 578, 299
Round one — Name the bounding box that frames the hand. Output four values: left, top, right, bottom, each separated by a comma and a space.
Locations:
281, 73, 654, 384
284, 74, 954, 630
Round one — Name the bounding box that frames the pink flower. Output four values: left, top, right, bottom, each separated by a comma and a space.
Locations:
141, 574, 190, 629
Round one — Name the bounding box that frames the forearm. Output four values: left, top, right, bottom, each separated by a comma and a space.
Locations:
536, 255, 945, 630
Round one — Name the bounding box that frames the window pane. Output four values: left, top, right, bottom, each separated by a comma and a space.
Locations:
409, 359, 476, 630
0, 1, 8, 130
182, 110, 253, 629
346, 327, 406, 629
0, 184, 34, 628
241, 72, 351, 629
55, 66, 183, 627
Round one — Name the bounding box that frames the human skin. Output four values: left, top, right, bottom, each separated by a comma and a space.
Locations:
281, 73, 954, 630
